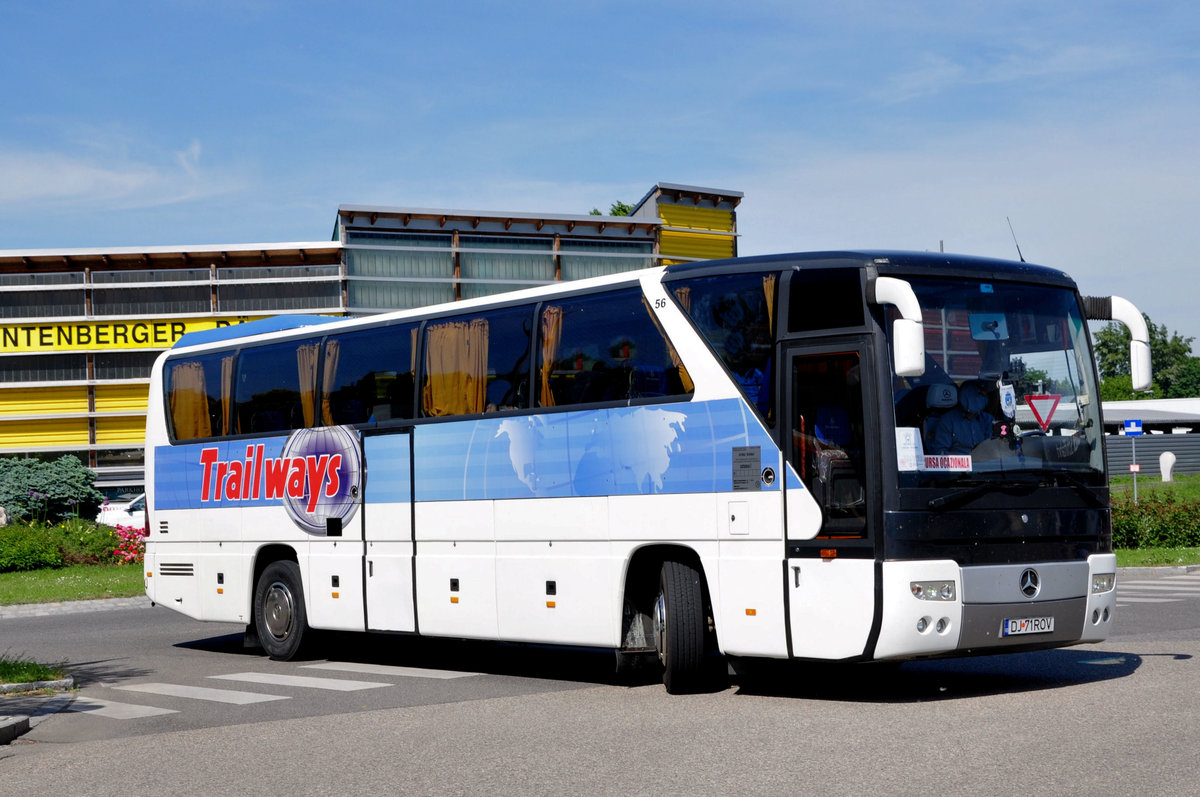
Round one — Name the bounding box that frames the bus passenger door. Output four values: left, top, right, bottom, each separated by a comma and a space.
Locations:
785, 343, 878, 659
362, 430, 416, 632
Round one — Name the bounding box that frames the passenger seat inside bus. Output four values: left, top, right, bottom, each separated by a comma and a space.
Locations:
921, 383, 958, 448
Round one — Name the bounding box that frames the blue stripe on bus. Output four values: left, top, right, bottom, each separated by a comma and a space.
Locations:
154, 398, 781, 510
409, 398, 778, 502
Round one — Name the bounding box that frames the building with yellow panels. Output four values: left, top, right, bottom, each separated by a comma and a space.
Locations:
0, 183, 741, 495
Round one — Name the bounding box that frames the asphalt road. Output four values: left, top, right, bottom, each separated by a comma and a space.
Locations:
2, 570, 1199, 795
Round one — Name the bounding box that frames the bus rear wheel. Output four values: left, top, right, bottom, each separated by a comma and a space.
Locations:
254, 560, 308, 661
654, 559, 707, 694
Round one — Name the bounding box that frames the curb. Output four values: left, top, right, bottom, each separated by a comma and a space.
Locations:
0, 595, 152, 620
0, 677, 74, 745
0, 715, 30, 745
1117, 564, 1200, 579
0, 676, 74, 695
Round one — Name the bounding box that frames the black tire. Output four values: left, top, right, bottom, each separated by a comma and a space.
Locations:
654, 559, 707, 694
254, 560, 308, 661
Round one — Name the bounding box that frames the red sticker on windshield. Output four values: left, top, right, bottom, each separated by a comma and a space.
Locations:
1026, 394, 1061, 432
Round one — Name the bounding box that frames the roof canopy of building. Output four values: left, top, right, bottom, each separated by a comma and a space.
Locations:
1101, 398, 1200, 429
0, 242, 342, 275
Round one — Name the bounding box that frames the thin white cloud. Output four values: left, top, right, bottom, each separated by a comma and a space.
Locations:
0, 141, 246, 210
872, 41, 1142, 104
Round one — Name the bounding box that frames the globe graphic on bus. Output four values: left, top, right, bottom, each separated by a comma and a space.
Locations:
280, 425, 362, 535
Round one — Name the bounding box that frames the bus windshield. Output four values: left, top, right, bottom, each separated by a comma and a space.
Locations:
890, 278, 1104, 488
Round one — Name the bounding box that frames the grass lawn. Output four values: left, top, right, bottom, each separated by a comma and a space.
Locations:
1111, 472, 1200, 500
0, 653, 67, 685
1115, 547, 1200, 568
0, 564, 144, 606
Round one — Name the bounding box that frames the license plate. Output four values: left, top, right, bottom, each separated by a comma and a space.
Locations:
1002, 616, 1054, 636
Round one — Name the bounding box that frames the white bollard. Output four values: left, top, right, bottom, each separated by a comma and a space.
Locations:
1160, 451, 1177, 482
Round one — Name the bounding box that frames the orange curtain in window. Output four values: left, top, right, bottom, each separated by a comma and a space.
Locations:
297, 343, 319, 427
320, 339, 341, 426
539, 305, 563, 407
674, 286, 691, 313
220, 354, 234, 435
169, 361, 211, 440
423, 319, 487, 416
762, 274, 776, 333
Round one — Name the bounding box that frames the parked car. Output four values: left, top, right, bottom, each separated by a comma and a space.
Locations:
96, 493, 147, 531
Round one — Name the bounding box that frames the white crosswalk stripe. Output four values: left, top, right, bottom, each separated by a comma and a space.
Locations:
68, 696, 178, 719
303, 662, 480, 679
114, 682, 290, 704
1116, 573, 1200, 607
62, 661, 486, 722
210, 671, 391, 691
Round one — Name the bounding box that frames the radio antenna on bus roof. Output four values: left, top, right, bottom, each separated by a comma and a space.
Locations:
1006, 217, 1026, 262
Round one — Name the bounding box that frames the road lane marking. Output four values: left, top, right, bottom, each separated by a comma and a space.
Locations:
68, 696, 178, 719
1115, 596, 1179, 603
302, 662, 480, 679
210, 672, 391, 691
114, 682, 290, 704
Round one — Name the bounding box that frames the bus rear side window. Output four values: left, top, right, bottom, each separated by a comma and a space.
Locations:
538, 288, 692, 407
321, 323, 418, 424
422, 307, 533, 417
234, 338, 320, 434
166, 352, 233, 441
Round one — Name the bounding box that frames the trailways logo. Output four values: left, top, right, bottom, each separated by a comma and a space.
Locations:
197, 426, 362, 535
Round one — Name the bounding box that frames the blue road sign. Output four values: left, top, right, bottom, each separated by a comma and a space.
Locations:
1124, 419, 1144, 436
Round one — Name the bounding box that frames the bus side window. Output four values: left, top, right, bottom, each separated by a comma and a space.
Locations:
422, 306, 533, 417
671, 272, 775, 422
790, 352, 867, 537
321, 323, 418, 425
234, 338, 320, 435
537, 288, 692, 408
166, 351, 233, 441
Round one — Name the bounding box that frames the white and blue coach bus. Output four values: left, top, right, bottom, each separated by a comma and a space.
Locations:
144, 251, 1151, 693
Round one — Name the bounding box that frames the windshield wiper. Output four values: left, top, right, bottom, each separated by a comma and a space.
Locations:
1025, 468, 1106, 508
926, 471, 1104, 511
927, 479, 1032, 510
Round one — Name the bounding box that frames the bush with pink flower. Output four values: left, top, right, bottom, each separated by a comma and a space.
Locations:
112, 523, 148, 564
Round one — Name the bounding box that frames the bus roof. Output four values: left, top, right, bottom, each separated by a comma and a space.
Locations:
172, 315, 342, 349
662, 250, 1076, 287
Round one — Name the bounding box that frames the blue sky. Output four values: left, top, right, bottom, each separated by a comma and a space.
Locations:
3, 1, 1198, 347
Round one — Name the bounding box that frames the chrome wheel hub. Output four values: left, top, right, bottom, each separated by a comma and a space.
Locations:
263, 581, 294, 641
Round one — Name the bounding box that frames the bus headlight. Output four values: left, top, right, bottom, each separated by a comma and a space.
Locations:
911, 581, 956, 601
1092, 573, 1116, 594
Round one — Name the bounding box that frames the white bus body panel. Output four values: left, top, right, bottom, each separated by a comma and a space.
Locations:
365, 538, 416, 632
495, 497, 615, 646
415, 539, 498, 639
1080, 553, 1117, 642
306, 538, 365, 632
788, 558, 876, 659
413, 500, 498, 638
718, 539, 788, 657
874, 560, 963, 659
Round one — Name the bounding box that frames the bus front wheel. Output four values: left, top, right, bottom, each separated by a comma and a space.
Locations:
254, 560, 308, 661
654, 559, 707, 694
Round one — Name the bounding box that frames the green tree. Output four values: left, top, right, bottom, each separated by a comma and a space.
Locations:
589, 201, 634, 217
0, 455, 104, 523
1093, 315, 1198, 398
1098, 373, 1162, 401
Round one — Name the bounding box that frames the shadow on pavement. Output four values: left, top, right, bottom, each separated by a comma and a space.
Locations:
732, 648, 1152, 702
60, 658, 155, 688
168, 625, 1169, 701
